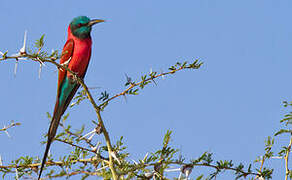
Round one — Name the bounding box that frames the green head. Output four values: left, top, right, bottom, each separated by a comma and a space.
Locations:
70, 16, 104, 39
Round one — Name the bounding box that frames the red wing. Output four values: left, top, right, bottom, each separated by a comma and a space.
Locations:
57, 39, 74, 97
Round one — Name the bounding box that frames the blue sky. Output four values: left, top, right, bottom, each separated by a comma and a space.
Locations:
0, 0, 292, 179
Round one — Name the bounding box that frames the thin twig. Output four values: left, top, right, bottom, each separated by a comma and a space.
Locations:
59, 123, 96, 148
259, 156, 265, 176
98, 65, 196, 108
0, 156, 105, 169
55, 139, 100, 155
284, 133, 292, 180
0, 121, 21, 132
117, 161, 259, 178
47, 169, 107, 179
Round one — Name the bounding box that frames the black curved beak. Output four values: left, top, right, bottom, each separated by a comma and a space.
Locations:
88, 19, 105, 26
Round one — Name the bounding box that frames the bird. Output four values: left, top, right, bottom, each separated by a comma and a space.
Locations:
38, 16, 104, 180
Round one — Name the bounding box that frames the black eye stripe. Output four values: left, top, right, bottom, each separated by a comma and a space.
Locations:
77, 23, 88, 27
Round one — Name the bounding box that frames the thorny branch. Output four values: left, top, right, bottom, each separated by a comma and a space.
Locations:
117, 161, 260, 178
0, 50, 203, 178
0, 34, 267, 180
0, 157, 105, 171
59, 122, 96, 149
55, 139, 102, 157
2, 33, 271, 180
0, 156, 260, 180
0, 34, 203, 179
98, 60, 202, 109
0, 35, 119, 179
46, 169, 107, 179
0, 121, 21, 137
0, 121, 21, 132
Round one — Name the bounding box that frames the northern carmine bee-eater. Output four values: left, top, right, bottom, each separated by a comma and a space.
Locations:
38, 16, 104, 180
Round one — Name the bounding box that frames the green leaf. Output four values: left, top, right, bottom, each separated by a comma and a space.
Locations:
98, 91, 109, 101
35, 34, 45, 49
163, 130, 172, 148
2, 50, 8, 58
274, 129, 292, 136
196, 175, 204, 180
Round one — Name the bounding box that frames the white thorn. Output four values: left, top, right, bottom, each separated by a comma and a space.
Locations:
181, 165, 192, 179
256, 176, 265, 180
165, 168, 181, 172
150, 68, 153, 74
110, 151, 121, 165
14, 60, 18, 77
178, 172, 183, 179
4, 130, 11, 138
95, 165, 109, 172
20, 30, 27, 54
61, 57, 71, 66
38, 63, 42, 79
87, 132, 95, 141
185, 170, 191, 178
91, 141, 101, 152
271, 156, 283, 159
15, 167, 19, 180
0, 155, 2, 166
91, 146, 97, 152
0, 51, 4, 56
96, 142, 101, 151
144, 172, 154, 178
79, 129, 96, 140
38, 59, 46, 66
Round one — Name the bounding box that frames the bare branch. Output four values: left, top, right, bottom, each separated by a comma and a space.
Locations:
0, 121, 21, 137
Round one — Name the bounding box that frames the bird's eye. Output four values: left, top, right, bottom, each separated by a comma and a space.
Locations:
78, 23, 82, 27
